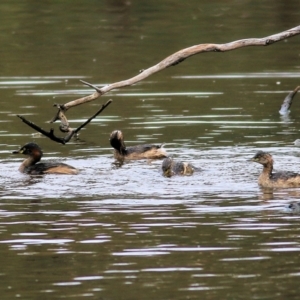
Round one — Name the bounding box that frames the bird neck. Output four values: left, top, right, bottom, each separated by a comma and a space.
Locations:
118, 140, 127, 155
19, 153, 42, 172
261, 162, 273, 178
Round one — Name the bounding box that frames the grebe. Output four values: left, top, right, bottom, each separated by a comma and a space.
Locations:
13, 142, 79, 175
251, 151, 300, 188
162, 157, 194, 177
110, 130, 167, 160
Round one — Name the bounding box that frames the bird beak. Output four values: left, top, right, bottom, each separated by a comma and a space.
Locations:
12, 147, 23, 154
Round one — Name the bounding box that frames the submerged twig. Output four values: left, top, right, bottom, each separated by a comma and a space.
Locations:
17, 99, 112, 144
279, 86, 300, 115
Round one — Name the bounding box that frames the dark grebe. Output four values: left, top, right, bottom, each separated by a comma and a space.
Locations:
109, 130, 167, 160
162, 157, 194, 177
13, 142, 79, 175
251, 151, 300, 188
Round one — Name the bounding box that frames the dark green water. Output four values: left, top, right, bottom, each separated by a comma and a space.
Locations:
0, 1, 300, 299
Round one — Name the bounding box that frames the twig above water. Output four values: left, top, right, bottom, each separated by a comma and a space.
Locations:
61, 25, 300, 111
17, 99, 112, 144
16, 25, 300, 140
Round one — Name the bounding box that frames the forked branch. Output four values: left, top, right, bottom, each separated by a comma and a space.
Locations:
61, 25, 300, 111
18, 99, 112, 144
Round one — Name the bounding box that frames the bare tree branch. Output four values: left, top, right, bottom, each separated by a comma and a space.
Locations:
17, 99, 112, 144
17, 115, 67, 144
61, 25, 300, 111
279, 86, 300, 115
80, 80, 103, 94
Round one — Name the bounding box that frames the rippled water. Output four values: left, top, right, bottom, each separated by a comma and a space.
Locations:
1, 0, 300, 299
2, 71, 300, 299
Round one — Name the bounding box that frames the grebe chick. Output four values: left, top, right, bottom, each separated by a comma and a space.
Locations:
251, 150, 300, 188
109, 130, 167, 160
162, 157, 194, 177
13, 142, 79, 175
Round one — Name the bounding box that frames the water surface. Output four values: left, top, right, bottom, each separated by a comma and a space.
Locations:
1, 1, 300, 299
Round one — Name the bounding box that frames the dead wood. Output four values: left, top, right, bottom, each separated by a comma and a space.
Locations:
17, 99, 112, 144
18, 25, 300, 139
61, 25, 300, 111
279, 86, 300, 115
